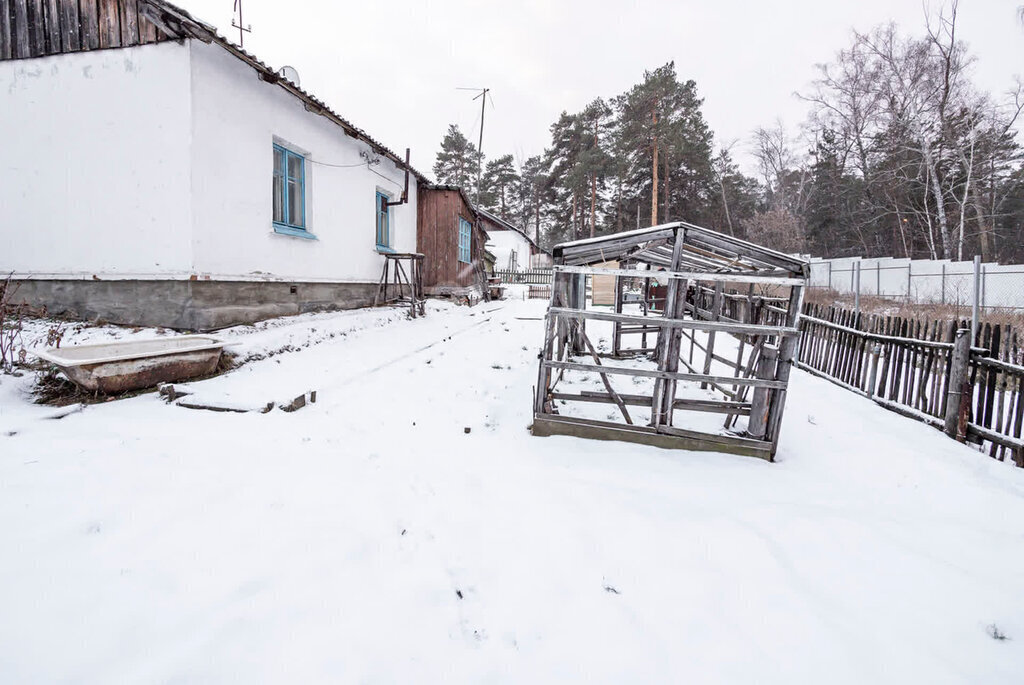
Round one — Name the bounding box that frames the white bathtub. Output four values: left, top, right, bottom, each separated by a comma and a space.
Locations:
33, 336, 227, 393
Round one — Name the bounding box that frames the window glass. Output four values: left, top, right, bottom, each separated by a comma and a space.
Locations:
273, 144, 305, 230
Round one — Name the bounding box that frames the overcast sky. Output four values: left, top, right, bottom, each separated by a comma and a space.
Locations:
177, 0, 1022, 177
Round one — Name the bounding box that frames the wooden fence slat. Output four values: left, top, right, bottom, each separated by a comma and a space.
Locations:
41, 0, 59, 53
12, 0, 29, 58
79, 0, 97, 49
26, 0, 43, 56
1, 0, 13, 60
119, 0, 138, 45
97, 0, 117, 47
59, 0, 79, 51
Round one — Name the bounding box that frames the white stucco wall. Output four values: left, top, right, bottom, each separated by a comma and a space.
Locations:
487, 230, 533, 271
187, 40, 418, 283
0, 42, 193, 277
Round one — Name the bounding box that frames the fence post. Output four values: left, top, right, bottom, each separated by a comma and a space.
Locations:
747, 345, 778, 439
972, 255, 981, 342
867, 342, 881, 397
943, 328, 972, 441
941, 263, 946, 304
854, 262, 861, 315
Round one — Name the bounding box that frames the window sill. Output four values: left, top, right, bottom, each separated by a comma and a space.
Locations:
376, 245, 396, 254
273, 224, 318, 240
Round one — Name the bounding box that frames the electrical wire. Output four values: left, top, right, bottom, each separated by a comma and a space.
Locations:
305, 157, 405, 189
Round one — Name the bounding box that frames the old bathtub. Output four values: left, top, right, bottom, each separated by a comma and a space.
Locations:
33, 336, 227, 393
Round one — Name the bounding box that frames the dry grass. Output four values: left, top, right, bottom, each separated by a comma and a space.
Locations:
805, 288, 1024, 328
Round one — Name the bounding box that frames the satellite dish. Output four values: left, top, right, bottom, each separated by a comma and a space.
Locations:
278, 65, 300, 86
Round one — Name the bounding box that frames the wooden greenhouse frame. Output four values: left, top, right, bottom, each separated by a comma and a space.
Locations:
532, 222, 809, 460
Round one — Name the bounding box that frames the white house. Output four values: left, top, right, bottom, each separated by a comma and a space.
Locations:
477, 209, 550, 271
0, 0, 427, 329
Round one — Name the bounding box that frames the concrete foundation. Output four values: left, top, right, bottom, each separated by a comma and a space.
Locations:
13, 279, 380, 330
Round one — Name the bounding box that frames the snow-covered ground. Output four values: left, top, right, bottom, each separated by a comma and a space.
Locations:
2, 299, 1024, 683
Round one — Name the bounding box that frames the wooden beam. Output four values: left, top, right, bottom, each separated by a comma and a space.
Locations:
551, 391, 751, 415
554, 264, 804, 286
548, 307, 799, 338
544, 360, 787, 389
532, 414, 772, 459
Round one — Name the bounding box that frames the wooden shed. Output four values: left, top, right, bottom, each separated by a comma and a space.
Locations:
416, 185, 488, 297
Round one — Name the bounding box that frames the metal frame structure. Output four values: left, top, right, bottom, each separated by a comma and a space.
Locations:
532, 222, 809, 460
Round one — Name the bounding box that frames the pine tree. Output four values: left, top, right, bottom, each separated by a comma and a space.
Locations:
518, 156, 549, 245
479, 154, 520, 220
433, 124, 479, 187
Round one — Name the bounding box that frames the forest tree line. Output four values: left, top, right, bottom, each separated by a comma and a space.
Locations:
432, 3, 1024, 262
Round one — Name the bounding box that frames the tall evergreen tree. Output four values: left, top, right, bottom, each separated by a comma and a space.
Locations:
479, 154, 520, 220
433, 124, 479, 188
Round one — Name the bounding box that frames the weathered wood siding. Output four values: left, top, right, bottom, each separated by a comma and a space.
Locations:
417, 188, 485, 291
0, 0, 168, 60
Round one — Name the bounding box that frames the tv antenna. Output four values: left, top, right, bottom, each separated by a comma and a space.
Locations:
457, 87, 490, 204
231, 0, 252, 47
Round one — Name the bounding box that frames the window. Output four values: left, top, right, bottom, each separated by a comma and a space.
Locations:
376, 191, 392, 250
458, 217, 472, 263
273, 144, 306, 233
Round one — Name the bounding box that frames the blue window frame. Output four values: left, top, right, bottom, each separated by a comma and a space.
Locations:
273, 144, 306, 233
458, 217, 472, 263
376, 191, 392, 250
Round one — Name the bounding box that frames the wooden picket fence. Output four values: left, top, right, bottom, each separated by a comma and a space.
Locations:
494, 268, 554, 285
796, 302, 1024, 466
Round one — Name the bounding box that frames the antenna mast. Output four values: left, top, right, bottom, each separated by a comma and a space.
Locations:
232, 0, 252, 47
473, 88, 489, 204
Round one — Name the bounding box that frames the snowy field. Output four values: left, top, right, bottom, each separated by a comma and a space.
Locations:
2, 299, 1024, 683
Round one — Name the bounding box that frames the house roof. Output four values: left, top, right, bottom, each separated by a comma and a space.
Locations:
477, 208, 547, 254
553, 222, 809, 277
1, 0, 428, 184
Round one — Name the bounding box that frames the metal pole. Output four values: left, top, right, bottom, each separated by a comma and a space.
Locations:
827, 261, 832, 290
941, 263, 946, 305
972, 255, 981, 341
854, 261, 861, 315
906, 263, 912, 301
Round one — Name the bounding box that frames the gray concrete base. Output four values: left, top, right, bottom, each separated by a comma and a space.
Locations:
13, 279, 380, 330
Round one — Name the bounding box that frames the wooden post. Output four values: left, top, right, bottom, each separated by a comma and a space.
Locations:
701, 281, 724, 389
944, 328, 972, 441
866, 342, 881, 398
747, 345, 778, 439
569, 273, 587, 355
765, 284, 806, 457
612, 275, 623, 357
651, 228, 687, 427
